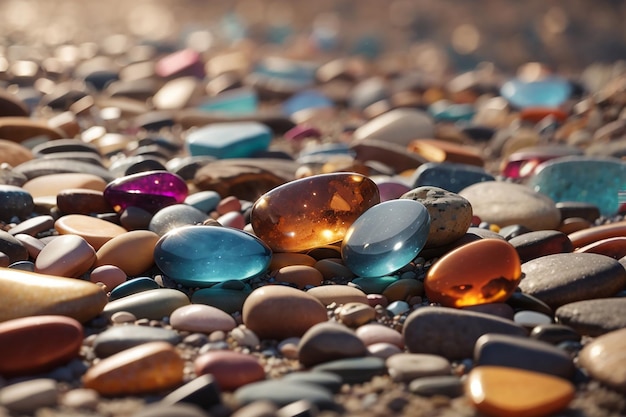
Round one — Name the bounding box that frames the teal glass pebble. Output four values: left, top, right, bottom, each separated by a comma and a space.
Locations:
109, 277, 160, 301
341, 199, 431, 278
500, 76, 572, 109
528, 156, 626, 216
198, 87, 258, 115
184, 190, 222, 213
185, 122, 272, 159
351, 276, 398, 294
154, 225, 272, 287
428, 100, 475, 122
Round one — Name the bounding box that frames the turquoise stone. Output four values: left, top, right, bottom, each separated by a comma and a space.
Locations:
185, 122, 272, 159
282, 90, 333, 116
154, 225, 272, 287
341, 199, 431, 278
500, 76, 572, 109
528, 156, 626, 216
184, 191, 222, 213
351, 276, 398, 293
411, 162, 494, 194
198, 88, 258, 115
252, 58, 317, 89
191, 288, 251, 314
428, 100, 475, 122
109, 277, 160, 301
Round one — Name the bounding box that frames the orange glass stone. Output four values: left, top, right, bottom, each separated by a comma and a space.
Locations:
407, 139, 484, 167
424, 239, 522, 308
251, 172, 380, 252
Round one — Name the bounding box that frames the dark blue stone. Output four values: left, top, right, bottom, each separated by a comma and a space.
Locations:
411, 162, 495, 193
109, 277, 160, 301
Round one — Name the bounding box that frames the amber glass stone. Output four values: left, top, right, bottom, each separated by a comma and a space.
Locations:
251, 172, 380, 252
424, 239, 522, 308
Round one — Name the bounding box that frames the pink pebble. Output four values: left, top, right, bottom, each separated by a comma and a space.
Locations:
218, 211, 245, 229
90, 265, 127, 290
356, 323, 404, 349
367, 293, 388, 308
216, 196, 242, 215
169, 304, 237, 333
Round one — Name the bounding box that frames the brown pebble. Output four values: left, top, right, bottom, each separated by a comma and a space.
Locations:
55, 214, 127, 250
90, 265, 127, 290
35, 234, 96, 278
306, 285, 368, 306
23, 173, 107, 199
337, 302, 376, 327
274, 265, 324, 289
269, 253, 317, 270
94, 230, 159, 276
314, 258, 355, 280
56, 188, 113, 215
382, 279, 424, 302
194, 350, 265, 391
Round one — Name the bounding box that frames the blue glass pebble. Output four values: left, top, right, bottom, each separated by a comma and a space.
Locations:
282, 90, 333, 116
528, 156, 626, 216
252, 58, 317, 89
154, 225, 272, 287
341, 199, 431, 278
386, 300, 410, 316
411, 162, 495, 193
109, 277, 160, 301
428, 100, 475, 122
186, 122, 272, 159
500, 76, 572, 109
198, 87, 258, 115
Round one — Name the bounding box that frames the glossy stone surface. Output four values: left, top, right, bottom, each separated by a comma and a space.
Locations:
353, 108, 435, 147
501, 145, 582, 179
410, 162, 494, 194
251, 173, 380, 252
54, 215, 127, 251
528, 156, 626, 216
185, 122, 271, 159
103, 171, 188, 214
341, 199, 430, 277
154, 225, 271, 287
500, 76, 572, 108
425, 239, 522, 308
108, 277, 160, 301
578, 328, 626, 393
0, 185, 34, 221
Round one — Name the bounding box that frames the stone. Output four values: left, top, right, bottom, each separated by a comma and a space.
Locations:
506, 292, 554, 316
424, 239, 522, 308
231, 325, 260, 348
356, 323, 404, 349
341, 199, 430, 277
386, 353, 451, 383
13, 234, 43, 259
403, 307, 527, 360
281, 371, 343, 394
519, 253, 626, 308
251, 172, 379, 252
0, 117, 64, 142
500, 76, 572, 108
148, 204, 208, 236
156, 48, 204, 78
153, 76, 200, 110
102, 289, 190, 321
351, 275, 397, 294
463, 303, 515, 320
185, 190, 222, 213
313, 259, 355, 280
191, 287, 250, 314
575, 237, 626, 259
0, 185, 34, 221
400, 186, 473, 248
273, 265, 324, 289
234, 380, 336, 410
14, 158, 114, 182
110, 311, 137, 324
242, 285, 327, 340
103, 171, 188, 214
94, 230, 160, 276
311, 356, 386, 384
408, 376, 464, 397
0, 268, 107, 323
368, 342, 402, 359
508, 230, 573, 263
374, 179, 412, 202
337, 302, 376, 327
8, 215, 53, 237
217, 211, 245, 229
60, 388, 100, 410
92, 325, 181, 358
0, 230, 28, 264
386, 300, 411, 315
501, 145, 582, 179
199, 87, 259, 115
83, 341, 184, 396
186, 122, 272, 159
513, 310, 553, 328
466, 366, 575, 417
109, 277, 160, 301
474, 333, 575, 379
269, 253, 317, 271
23, 173, 107, 198
0, 315, 82, 376
306, 285, 369, 306
555, 298, 626, 336
54, 214, 127, 250
169, 304, 237, 333
408, 139, 484, 167
194, 351, 265, 391
349, 138, 427, 174
34, 234, 96, 278
119, 206, 153, 230
161, 374, 221, 409
428, 100, 475, 122
353, 108, 434, 146
56, 188, 112, 215
528, 156, 626, 216
0, 379, 59, 414
556, 201, 600, 223
131, 404, 212, 417
154, 225, 271, 287
297, 322, 367, 368
578, 328, 626, 393
568, 220, 626, 249
530, 324, 581, 345
459, 181, 561, 230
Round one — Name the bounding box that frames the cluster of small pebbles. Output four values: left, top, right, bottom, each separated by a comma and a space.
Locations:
0, 2, 625, 417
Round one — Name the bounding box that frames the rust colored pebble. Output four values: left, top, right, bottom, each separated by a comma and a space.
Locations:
0, 139, 33, 167
90, 265, 127, 290
57, 189, 114, 215
94, 230, 160, 276
269, 253, 317, 270
568, 220, 626, 249
194, 350, 265, 391
0, 315, 83, 377
55, 214, 127, 250
574, 237, 626, 259
424, 239, 522, 308
382, 279, 424, 302
34, 234, 96, 278
82, 342, 184, 396
558, 217, 592, 235
519, 107, 568, 123
216, 196, 242, 215
407, 139, 484, 167
273, 265, 324, 289
23, 173, 107, 199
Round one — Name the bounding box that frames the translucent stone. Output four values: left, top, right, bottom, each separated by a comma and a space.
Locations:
103, 171, 188, 214
502, 146, 582, 179
424, 239, 522, 308
251, 173, 380, 252
185, 122, 272, 159
428, 100, 475, 122
154, 225, 272, 287
500, 77, 572, 109
341, 199, 431, 278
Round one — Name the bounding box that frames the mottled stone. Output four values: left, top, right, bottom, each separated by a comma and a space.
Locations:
102, 288, 190, 321
54, 214, 127, 250
0, 185, 34, 221
297, 322, 367, 368
169, 304, 237, 333
578, 328, 626, 393
92, 325, 181, 358
509, 230, 573, 263
386, 353, 451, 383
95, 230, 160, 276
34, 234, 96, 278
555, 298, 626, 336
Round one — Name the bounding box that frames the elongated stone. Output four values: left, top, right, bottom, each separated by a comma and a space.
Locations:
186, 122, 271, 159
410, 162, 494, 196
0, 185, 34, 221
194, 351, 265, 391
500, 76, 572, 108
555, 298, 626, 336
298, 322, 367, 368
54, 215, 127, 251
34, 234, 96, 278
509, 230, 573, 263
0, 379, 59, 414
251, 173, 380, 252
92, 325, 181, 358
353, 108, 434, 146
94, 230, 160, 276
154, 225, 271, 287
109, 277, 160, 301
102, 289, 190, 321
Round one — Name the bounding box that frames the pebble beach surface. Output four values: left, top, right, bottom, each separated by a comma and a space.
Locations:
0, 1, 626, 417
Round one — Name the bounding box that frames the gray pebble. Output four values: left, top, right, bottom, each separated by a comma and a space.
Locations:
408, 375, 464, 398
555, 297, 626, 336
0, 378, 58, 414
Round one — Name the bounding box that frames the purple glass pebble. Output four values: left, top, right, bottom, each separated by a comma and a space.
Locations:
103, 171, 188, 214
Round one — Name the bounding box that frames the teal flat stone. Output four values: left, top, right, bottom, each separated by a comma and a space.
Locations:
154, 225, 272, 287
341, 199, 431, 278
184, 190, 221, 213
198, 87, 258, 115
428, 100, 475, 122
500, 76, 572, 109
109, 277, 160, 301
351, 276, 398, 294
191, 288, 251, 314
185, 122, 272, 159
528, 156, 626, 216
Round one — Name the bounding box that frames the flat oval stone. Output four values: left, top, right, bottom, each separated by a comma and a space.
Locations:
242, 285, 327, 340
459, 181, 560, 230
0, 315, 82, 376
0, 230, 28, 264
466, 366, 575, 417
386, 353, 451, 383
0, 185, 34, 221
103, 171, 188, 214
356, 323, 404, 349
234, 380, 336, 410
0, 268, 107, 323
109, 277, 160, 301
83, 341, 184, 396
269, 253, 317, 270
34, 234, 96, 278
575, 237, 626, 259
102, 288, 190, 321
54, 214, 127, 250
408, 139, 484, 167
568, 220, 626, 249
169, 304, 237, 333
95, 230, 160, 276
251, 173, 380, 252
341, 199, 430, 277
509, 230, 573, 263
23, 173, 107, 198
8, 215, 54, 237
349, 138, 426, 174
530, 324, 581, 345
273, 265, 323, 289
519, 253, 626, 308
154, 225, 271, 287
403, 307, 527, 360
311, 356, 387, 384
92, 325, 181, 358
501, 76, 572, 108
149, 204, 209, 236
352, 275, 398, 294
0, 379, 59, 414
513, 310, 553, 328
408, 375, 464, 398
186, 122, 272, 159
297, 322, 367, 368
184, 190, 221, 213
401, 186, 472, 248
195, 350, 265, 391
131, 403, 212, 417
353, 108, 434, 146
0, 117, 64, 142
555, 298, 626, 336
425, 239, 522, 308
281, 371, 343, 394
578, 328, 626, 393
306, 285, 368, 306
410, 162, 495, 194
191, 288, 250, 314
56, 188, 112, 215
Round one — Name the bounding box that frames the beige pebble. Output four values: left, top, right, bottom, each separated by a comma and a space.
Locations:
60, 388, 100, 410
578, 328, 626, 393
306, 285, 368, 306
110, 311, 137, 324
231, 325, 261, 348
23, 173, 106, 199
278, 337, 301, 360
54, 214, 127, 250
34, 234, 96, 278
337, 302, 376, 327
274, 265, 323, 289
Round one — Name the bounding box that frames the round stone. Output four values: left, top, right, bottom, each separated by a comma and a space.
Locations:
94, 230, 160, 276
149, 204, 209, 236
297, 322, 368, 368
34, 234, 96, 278
341, 199, 431, 277
89, 265, 126, 290
385, 353, 451, 383
194, 350, 265, 391
169, 304, 237, 334
578, 328, 626, 393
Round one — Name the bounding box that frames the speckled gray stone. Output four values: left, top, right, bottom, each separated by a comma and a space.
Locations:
555, 297, 626, 336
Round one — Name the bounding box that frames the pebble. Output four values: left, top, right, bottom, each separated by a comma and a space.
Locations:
311, 356, 386, 384
462, 303, 515, 320
530, 324, 581, 345
352, 275, 397, 294
281, 371, 343, 394
131, 403, 212, 417
273, 265, 324, 289
92, 324, 181, 357
568, 220, 626, 249
186, 122, 271, 159
102, 288, 190, 321
555, 297, 626, 336
0, 315, 83, 376
7, 214, 54, 237
352, 108, 435, 146
192, 287, 250, 314
501, 76, 572, 108
337, 302, 376, 327
403, 306, 527, 359
0, 139, 32, 166
195, 350, 265, 391
94, 230, 160, 276
250, 172, 379, 252
408, 139, 484, 166
356, 323, 404, 349
60, 388, 100, 410
89, 265, 126, 290
169, 304, 237, 334
297, 322, 367, 368
109, 277, 160, 301
234, 380, 336, 410
22, 173, 106, 198
513, 310, 553, 328
161, 374, 221, 409
184, 190, 221, 213
386, 300, 410, 315
0, 378, 59, 414
578, 327, 626, 393
385, 353, 451, 383
350, 138, 426, 174
575, 237, 626, 259
83, 341, 184, 396
0, 185, 34, 221
34, 234, 96, 278
459, 181, 561, 230
54, 214, 127, 250
508, 230, 573, 263
408, 376, 464, 398
410, 162, 495, 194
149, 204, 209, 236
519, 253, 626, 308
0, 230, 29, 264
313, 258, 355, 280
231, 325, 261, 348
269, 253, 317, 270
306, 285, 369, 306
0, 268, 107, 323
56, 188, 113, 215
242, 285, 327, 340
110, 311, 137, 324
